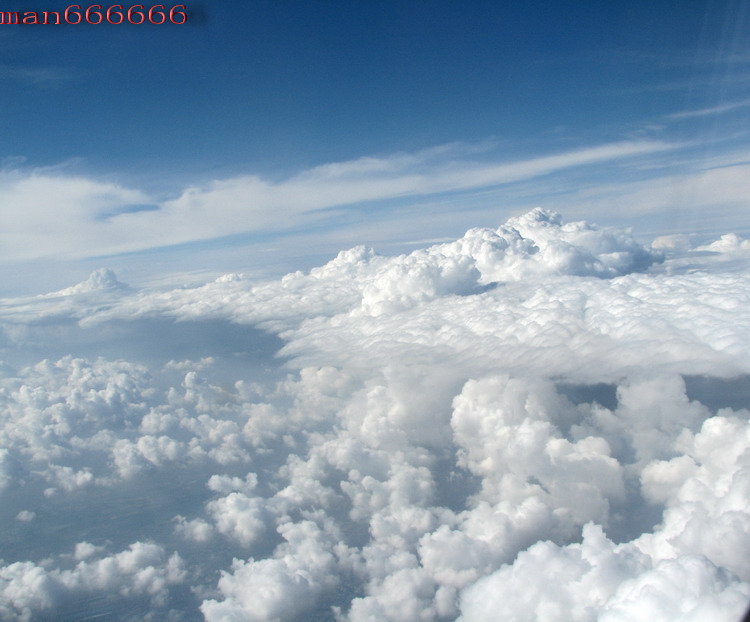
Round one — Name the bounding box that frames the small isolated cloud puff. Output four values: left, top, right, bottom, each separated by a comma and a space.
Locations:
173, 515, 214, 543
696, 233, 750, 256
47, 268, 131, 297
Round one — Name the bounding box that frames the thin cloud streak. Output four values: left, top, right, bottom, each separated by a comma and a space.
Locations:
0, 63, 76, 89
0, 139, 680, 262
668, 97, 750, 119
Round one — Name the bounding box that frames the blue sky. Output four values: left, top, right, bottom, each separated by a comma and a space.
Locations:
1, 0, 750, 293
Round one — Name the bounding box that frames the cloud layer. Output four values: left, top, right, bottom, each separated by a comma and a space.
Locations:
0, 210, 748, 620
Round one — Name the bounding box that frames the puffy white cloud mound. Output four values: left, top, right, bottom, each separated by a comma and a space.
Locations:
417, 207, 660, 287
201, 520, 351, 622
48, 268, 130, 297
0, 356, 152, 489
488, 207, 659, 279
457, 523, 749, 622
359, 251, 481, 317
638, 413, 750, 583
355, 208, 660, 316
451, 375, 625, 526
696, 233, 750, 255
0, 355, 283, 491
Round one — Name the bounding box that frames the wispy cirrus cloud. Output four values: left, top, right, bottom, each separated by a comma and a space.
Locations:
0, 63, 76, 88
668, 97, 750, 120
548, 157, 750, 236
0, 139, 679, 262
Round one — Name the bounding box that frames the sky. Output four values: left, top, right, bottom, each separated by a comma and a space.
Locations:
1, 2, 750, 621
0, 0, 748, 293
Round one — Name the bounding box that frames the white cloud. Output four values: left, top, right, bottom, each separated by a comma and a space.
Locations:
0, 542, 186, 620
0, 139, 677, 262
206, 492, 269, 548
0, 209, 749, 620
638, 413, 750, 583
173, 515, 214, 543
451, 375, 625, 526
47, 267, 131, 297
201, 520, 346, 622
696, 233, 750, 256
555, 161, 750, 232
0, 171, 149, 261
667, 97, 750, 119
457, 523, 750, 622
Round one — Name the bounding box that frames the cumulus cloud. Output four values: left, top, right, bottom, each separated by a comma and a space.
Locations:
638, 413, 750, 583
0, 209, 748, 620
0, 542, 185, 621
451, 375, 625, 526
457, 524, 749, 622
201, 520, 349, 622
48, 268, 131, 297
696, 233, 750, 256
82, 208, 663, 327
0, 354, 278, 491
173, 515, 214, 543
